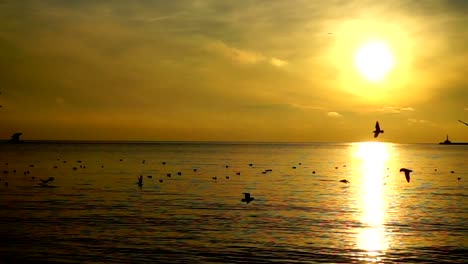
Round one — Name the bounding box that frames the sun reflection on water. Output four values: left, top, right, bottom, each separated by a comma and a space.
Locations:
353, 142, 392, 258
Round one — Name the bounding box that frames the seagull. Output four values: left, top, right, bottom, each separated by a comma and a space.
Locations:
241, 193, 255, 204
40, 177, 55, 184
400, 168, 412, 183
339, 179, 350, 184
373, 121, 384, 138
39, 177, 55, 186
137, 175, 143, 186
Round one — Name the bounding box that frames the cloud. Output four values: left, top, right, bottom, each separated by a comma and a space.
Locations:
270, 57, 287, 67
376, 106, 415, 114
408, 118, 429, 124
290, 103, 324, 111
207, 40, 287, 67
327, 111, 342, 118
208, 41, 264, 64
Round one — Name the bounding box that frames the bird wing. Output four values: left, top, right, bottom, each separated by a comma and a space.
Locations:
373, 131, 379, 138
375, 121, 380, 131
458, 120, 468, 126
405, 172, 410, 183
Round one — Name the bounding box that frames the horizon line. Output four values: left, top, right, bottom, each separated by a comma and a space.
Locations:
0, 139, 444, 145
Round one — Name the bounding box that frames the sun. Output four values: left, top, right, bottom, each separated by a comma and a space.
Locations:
354, 41, 395, 83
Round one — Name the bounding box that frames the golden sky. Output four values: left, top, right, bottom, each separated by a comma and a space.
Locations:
0, 0, 467, 142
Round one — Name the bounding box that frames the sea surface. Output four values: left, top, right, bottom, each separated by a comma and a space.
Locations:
0, 142, 466, 263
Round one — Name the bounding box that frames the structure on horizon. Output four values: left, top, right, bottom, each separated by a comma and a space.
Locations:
8, 132, 23, 143
439, 135, 468, 145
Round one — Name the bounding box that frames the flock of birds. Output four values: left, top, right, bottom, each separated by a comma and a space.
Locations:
0, 155, 263, 204
0, 121, 463, 204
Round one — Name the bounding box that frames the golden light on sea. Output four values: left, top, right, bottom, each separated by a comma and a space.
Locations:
353, 142, 392, 259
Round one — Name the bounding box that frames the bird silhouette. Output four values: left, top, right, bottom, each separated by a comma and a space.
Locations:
339, 179, 350, 184
399, 168, 412, 183
241, 193, 255, 204
373, 121, 384, 138
137, 175, 143, 186
39, 177, 55, 186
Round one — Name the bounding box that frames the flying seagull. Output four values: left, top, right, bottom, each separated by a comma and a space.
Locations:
241, 193, 255, 204
373, 121, 384, 138
399, 168, 412, 183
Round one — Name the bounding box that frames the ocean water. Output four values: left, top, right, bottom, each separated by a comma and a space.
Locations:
0, 142, 466, 263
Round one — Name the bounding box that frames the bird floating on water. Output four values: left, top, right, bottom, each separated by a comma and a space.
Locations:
400, 168, 412, 183
39, 177, 55, 186
241, 193, 254, 204
137, 175, 143, 186
373, 121, 384, 138
339, 179, 350, 184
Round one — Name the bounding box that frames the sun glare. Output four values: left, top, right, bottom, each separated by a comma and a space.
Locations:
353, 142, 391, 255
354, 41, 395, 82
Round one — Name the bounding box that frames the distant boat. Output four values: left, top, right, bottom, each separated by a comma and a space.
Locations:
439, 135, 468, 145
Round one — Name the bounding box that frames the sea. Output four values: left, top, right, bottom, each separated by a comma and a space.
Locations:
0, 141, 466, 263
